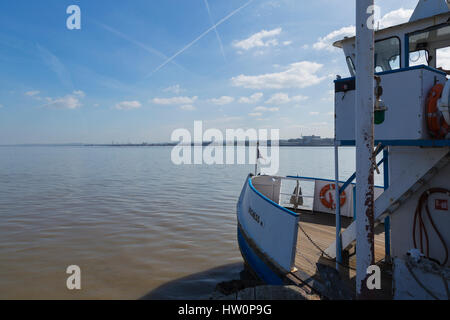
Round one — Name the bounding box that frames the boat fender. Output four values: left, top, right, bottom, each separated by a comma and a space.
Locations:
319, 184, 346, 209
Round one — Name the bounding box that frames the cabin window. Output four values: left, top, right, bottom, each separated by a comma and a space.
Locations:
408, 24, 450, 68
374, 37, 401, 72
409, 50, 429, 67
436, 47, 450, 71
388, 55, 400, 70
346, 56, 356, 76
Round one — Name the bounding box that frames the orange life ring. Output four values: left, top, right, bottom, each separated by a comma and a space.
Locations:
319, 184, 346, 209
426, 84, 449, 139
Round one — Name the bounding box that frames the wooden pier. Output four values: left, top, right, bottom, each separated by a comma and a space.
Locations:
289, 210, 392, 299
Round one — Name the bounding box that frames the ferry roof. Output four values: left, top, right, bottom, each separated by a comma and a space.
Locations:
333, 11, 450, 49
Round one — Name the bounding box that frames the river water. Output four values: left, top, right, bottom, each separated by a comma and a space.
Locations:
0, 146, 383, 299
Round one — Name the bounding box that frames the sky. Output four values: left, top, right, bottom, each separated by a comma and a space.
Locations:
0, 0, 420, 144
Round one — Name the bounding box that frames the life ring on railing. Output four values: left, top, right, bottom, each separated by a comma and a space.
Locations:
319, 184, 346, 209
426, 83, 449, 139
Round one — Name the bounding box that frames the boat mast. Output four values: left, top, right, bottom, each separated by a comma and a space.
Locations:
355, 0, 376, 298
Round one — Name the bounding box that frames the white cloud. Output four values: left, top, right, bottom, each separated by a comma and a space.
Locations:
25, 90, 40, 97
265, 93, 308, 105
312, 8, 413, 52
313, 25, 355, 52
180, 104, 196, 111
45, 91, 85, 109
283, 41, 292, 46
321, 90, 334, 102
208, 96, 235, 105
233, 28, 282, 51
115, 101, 142, 110
163, 85, 184, 95
151, 96, 198, 105
292, 95, 309, 102
249, 112, 263, 117
232, 61, 325, 89
265, 93, 290, 104
437, 47, 450, 70
309, 111, 320, 115
238, 92, 263, 104
73, 90, 86, 98
204, 116, 243, 126
377, 8, 413, 29
254, 106, 279, 112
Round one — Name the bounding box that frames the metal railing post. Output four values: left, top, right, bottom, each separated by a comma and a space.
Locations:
383, 148, 391, 261
334, 141, 343, 268
355, 0, 376, 298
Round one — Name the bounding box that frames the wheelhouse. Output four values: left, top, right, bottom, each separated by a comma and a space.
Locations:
335, 11, 450, 76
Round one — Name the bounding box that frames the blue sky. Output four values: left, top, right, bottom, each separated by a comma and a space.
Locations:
0, 0, 419, 144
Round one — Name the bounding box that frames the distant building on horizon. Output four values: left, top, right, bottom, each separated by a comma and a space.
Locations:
301, 135, 322, 144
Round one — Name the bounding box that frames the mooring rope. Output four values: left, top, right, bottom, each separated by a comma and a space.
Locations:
405, 259, 440, 300
298, 222, 357, 271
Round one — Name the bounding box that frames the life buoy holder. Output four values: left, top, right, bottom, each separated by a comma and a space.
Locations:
319, 184, 346, 209
426, 84, 449, 139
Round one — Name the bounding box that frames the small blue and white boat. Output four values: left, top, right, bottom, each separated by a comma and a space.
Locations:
236, 0, 450, 300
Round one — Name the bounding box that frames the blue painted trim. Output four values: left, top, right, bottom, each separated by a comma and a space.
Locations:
383, 149, 391, 258
287, 175, 384, 190
334, 64, 446, 83
248, 178, 299, 218
376, 64, 445, 76
338, 139, 450, 147
287, 175, 346, 184
340, 172, 356, 194
339, 158, 385, 194
237, 227, 284, 285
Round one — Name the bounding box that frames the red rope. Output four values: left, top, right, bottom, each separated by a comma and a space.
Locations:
413, 188, 449, 265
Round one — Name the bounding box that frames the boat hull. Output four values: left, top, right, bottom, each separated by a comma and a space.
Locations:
236, 175, 300, 284
237, 224, 284, 285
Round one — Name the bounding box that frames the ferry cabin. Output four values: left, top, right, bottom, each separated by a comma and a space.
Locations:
236, 0, 450, 300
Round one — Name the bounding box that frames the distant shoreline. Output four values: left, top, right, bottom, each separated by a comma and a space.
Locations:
1, 141, 335, 147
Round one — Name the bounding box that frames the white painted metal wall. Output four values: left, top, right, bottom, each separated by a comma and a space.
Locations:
251, 176, 282, 205
389, 147, 450, 267
336, 67, 447, 141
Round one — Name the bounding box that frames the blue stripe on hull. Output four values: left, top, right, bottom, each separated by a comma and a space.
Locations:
237, 227, 284, 285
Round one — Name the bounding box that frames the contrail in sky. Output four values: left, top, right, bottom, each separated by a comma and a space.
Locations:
95, 21, 184, 70
149, 0, 254, 76
204, 0, 226, 61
